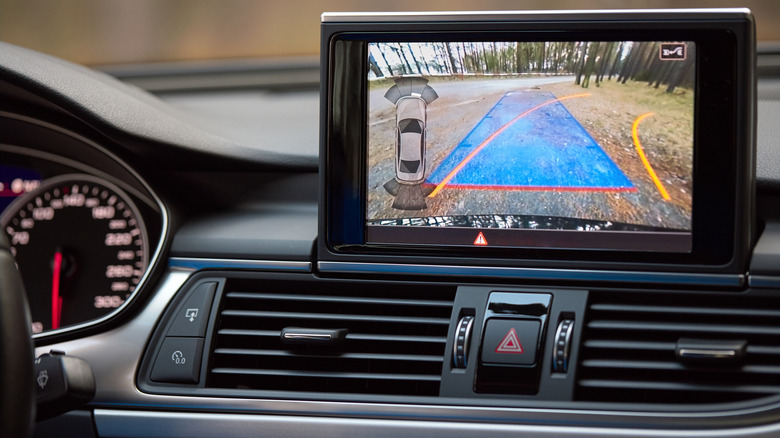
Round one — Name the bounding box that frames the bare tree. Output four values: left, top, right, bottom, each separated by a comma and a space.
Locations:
396, 44, 414, 75
596, 42, 616, 84
581, 41, 601, 88
564, 42, 577, 72
368, 52, 383, 77
404, 43, 423, 74
574, 42, 589, 85
444, 43, 459, 74
608, 41, 625, 80
665, 58, 695, 93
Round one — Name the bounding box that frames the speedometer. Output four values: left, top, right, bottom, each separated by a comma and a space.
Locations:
1, 174, 148, 334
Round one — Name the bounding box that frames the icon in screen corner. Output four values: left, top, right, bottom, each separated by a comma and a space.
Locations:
660, 43, 687, 61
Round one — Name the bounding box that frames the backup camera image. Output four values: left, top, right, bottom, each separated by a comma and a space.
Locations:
366, 41, 695, 250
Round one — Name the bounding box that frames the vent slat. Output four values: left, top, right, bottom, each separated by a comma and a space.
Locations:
207, 278, 455, 397
589, 304, 780, 319
214, 348, 443, 362
347, 333, 447, 344
587, 320, 780, 336
211, 368, 441, 382
583, 340, 780, 357
217, 329, 446, 344
577, 292, 780, 405
582, 340, 675, 351
226, 292, 453, 307
221, 310, 449, 325
218, 329, 279, 337
748, 345, 780, 356
581, 359, 780, 375
578, 379, 780, 395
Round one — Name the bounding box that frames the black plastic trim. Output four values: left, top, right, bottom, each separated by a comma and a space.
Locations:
320, 11, 755, 276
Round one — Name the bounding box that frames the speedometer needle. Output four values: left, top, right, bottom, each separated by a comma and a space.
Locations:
52, 250, 63, 329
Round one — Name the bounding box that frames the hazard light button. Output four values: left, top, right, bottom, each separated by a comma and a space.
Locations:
481, 319, 540, 366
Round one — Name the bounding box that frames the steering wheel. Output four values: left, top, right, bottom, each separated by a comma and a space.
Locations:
0, 232, 34, 437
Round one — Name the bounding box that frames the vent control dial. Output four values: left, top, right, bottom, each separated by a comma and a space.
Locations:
552, 319, 574, 373
453, 315, 475, 368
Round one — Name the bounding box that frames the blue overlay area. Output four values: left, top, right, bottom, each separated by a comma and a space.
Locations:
427, 91, 634, 190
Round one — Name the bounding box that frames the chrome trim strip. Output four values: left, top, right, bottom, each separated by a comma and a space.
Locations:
168, 257, 311, 272
678, 349, 737, 359
322, 9, 752, 23
0, 112, 170, 341
317, 262, 745, 287
94, 409, 780, 438
283, 333, 332, 340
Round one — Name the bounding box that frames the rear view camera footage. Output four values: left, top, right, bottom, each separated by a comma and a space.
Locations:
366, 41, 695, 251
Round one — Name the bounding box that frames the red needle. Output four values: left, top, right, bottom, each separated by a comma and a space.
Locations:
52, 251, 63, 329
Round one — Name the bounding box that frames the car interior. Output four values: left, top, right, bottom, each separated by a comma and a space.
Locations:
1, 3, 779, 438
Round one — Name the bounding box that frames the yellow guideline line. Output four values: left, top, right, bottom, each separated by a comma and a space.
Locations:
631, 112, 671, 201
428, 93, 592, 198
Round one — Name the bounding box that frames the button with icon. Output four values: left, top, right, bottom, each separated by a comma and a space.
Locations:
151, 337, 204, 383
167, 281, 217, 337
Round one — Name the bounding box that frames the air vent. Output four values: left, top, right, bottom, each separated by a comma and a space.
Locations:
207, 277, 455, 397
576, 291, 780, 404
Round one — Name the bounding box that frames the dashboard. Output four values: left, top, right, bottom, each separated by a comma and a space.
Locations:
1, 8, 780, 438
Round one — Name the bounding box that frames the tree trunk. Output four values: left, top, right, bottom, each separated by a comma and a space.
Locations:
666, 59, 694, 93
379, 44, 395, 76
406, 43, 423, 74
480, 42, 490, 73
618, 43, 638, 83
444, 43, 459, 74
435, 44, 450, 74
458, 44, 466, 74
564, 42, 576, 73
608, 41, 624, 80
597, 42, 615, 83
653, 60, 675, 88
397, 44, 414, 75
581, 41, 600, 88
575, 42, 588, 85
368, 52, 383, 77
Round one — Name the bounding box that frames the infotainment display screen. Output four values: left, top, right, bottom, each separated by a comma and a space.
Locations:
365, 40, 695, 252
321, 9, 754, 273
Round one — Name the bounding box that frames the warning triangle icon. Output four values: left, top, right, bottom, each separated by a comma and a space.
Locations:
474, 232, 488, 246
495, 328, 524, 354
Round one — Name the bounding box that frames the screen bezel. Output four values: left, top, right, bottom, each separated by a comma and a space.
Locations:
321, 13, 754, 273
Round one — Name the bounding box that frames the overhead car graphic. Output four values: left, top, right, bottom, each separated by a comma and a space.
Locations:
394, 96, 427, 184
381, 77, 438, 210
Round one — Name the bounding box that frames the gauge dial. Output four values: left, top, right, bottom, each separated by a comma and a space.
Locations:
1, 174, 148, 334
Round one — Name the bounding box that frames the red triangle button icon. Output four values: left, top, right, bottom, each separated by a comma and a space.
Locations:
474, 232, 488, 246
495, 328, 524, 354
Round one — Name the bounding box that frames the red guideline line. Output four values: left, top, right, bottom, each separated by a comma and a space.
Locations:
631, 112, 671, 201
428, 92, 592, 198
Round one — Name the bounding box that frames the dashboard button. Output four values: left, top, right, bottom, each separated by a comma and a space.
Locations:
151, 337, 204, 384
167, 281, 216, 337
481, 319, 540, 366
